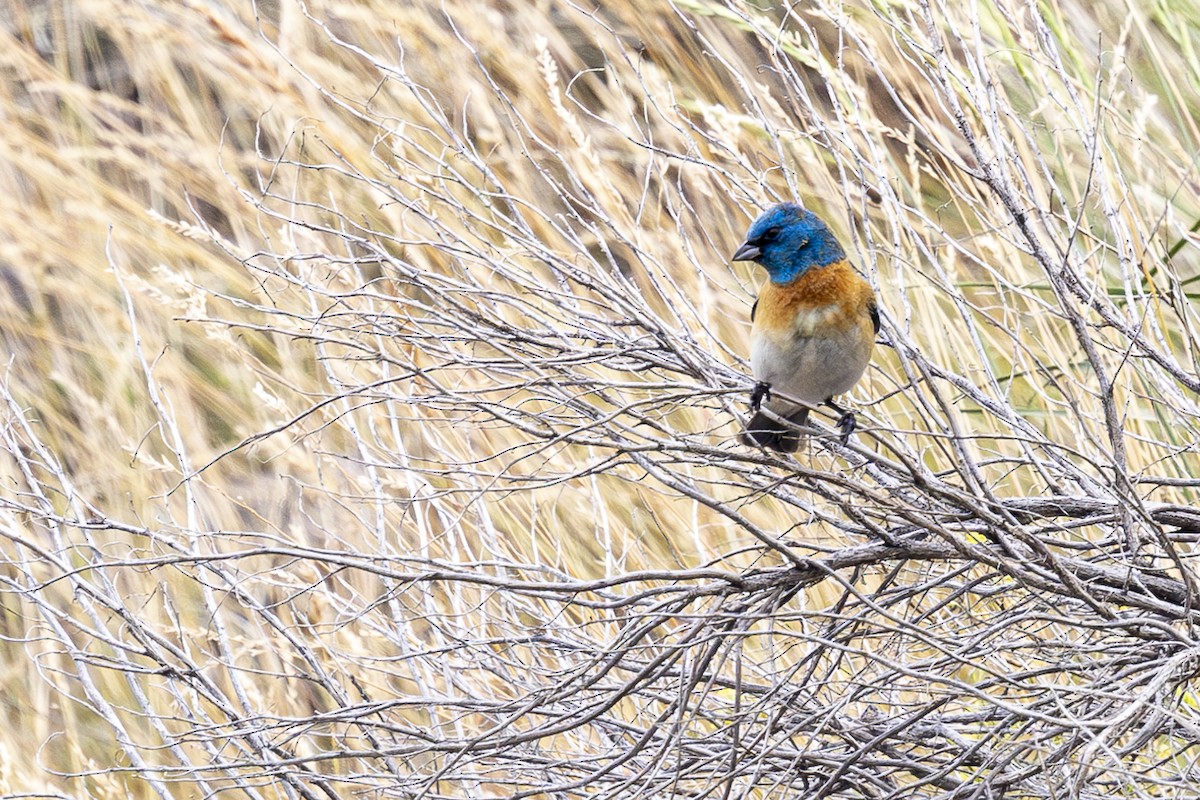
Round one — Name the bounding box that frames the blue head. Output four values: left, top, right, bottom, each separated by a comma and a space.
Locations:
731, 203, 845, 284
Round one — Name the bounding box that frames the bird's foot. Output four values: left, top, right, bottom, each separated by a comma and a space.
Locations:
836, 411, 857, 445
750, 381, 772, 411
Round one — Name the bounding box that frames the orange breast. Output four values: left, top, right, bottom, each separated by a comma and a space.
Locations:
753, 259, 874, 339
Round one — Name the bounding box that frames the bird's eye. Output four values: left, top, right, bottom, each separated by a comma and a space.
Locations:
762, 226, 782, 242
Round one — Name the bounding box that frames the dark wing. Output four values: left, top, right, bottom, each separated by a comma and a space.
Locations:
868, 300, 880, 335
751, 298, 758, 323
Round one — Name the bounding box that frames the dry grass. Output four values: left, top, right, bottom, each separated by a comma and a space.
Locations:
1, 0, 1200, 797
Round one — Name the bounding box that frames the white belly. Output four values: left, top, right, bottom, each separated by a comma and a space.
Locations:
751, 312, 870, 407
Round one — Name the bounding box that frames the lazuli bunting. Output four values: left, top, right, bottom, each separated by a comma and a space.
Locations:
733, 203, 878, 453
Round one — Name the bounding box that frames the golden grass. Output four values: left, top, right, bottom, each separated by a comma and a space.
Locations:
1, 0, 1199, 797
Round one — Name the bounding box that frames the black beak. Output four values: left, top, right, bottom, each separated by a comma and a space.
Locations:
731, 242, 762, 262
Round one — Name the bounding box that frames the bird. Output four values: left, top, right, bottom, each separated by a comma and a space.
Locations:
732, 202, 878, 453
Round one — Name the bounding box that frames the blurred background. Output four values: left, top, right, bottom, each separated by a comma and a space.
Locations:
1, 0, 1199, 797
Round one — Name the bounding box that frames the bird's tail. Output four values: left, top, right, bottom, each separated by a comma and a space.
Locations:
740, 407, 809, 454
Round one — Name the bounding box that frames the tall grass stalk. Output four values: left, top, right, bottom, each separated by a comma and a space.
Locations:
1, 0, 1199, 797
